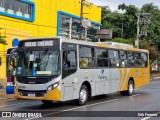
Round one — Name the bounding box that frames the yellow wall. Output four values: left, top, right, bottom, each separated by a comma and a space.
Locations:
0, 0, 101, 79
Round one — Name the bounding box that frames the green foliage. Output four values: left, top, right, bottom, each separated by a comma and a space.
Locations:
139, 40, 160, 62
108, 38, 133, 45
101, 3, 160, 62
0, 36, 7, 45
102, 4, 139, 39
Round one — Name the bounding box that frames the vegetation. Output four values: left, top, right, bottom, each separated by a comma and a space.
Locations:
101, 3, 160, 62
0, 36, 7, 45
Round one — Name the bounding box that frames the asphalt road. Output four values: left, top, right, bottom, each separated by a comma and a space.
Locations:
0, 79, 160, 120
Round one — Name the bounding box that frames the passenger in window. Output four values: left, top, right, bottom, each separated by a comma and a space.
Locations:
80, 58, 88, 68
88, 58, 94, 67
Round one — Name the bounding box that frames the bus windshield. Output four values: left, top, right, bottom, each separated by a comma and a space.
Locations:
16, 49, 60, 76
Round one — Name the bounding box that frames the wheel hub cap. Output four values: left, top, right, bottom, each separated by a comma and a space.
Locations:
80, 89, 87, 102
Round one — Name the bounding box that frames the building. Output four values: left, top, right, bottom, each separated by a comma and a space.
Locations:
0, 0, 101, 79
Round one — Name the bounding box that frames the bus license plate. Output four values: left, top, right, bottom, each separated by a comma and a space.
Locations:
28, 93, 35, 97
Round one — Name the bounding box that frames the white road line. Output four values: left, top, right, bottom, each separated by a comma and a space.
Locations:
141, 112, 160, 120
130, 94, 141, 97
25, 99, 119, 120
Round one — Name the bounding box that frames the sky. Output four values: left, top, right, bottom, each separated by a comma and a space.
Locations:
87, 0, 160, 12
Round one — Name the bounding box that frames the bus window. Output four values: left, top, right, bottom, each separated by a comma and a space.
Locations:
120, 51, 127, 67
79, 46, 95, 68
135, 53, 142, 67
109, 50, 120, 68
127, 51, 134, 67
96, 49, 108, 67
141, 53, 148, 67
63, 51, 77, 69
62, 43, 77, 79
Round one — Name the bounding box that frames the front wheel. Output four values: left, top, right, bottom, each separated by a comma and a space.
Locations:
120, 80, 134, 96
75, 85, 88, 105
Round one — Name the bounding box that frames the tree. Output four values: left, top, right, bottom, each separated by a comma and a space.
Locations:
0, 36, 7, 45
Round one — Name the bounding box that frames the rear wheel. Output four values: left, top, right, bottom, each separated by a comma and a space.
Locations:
41, 100, 53, 105
120, 80, 134, 96
75, 85, 88, 105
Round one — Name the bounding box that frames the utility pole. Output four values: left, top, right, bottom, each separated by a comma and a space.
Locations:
136, 13, 150, 48
121, 23, 124, 38
136, 15, 140, 48
80, 0, 85, 40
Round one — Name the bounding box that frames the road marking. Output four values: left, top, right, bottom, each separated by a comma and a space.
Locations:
141, 112, 160, 120
25, 99, 119, 120
130, 94, 141, 97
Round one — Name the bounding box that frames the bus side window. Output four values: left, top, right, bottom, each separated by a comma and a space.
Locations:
141, 53, 148, 67
109, 50, 120, 68
135, 53, 141, 67
63, 51, 77, 69
79, 46, 95, 68
127, 51, 134, 67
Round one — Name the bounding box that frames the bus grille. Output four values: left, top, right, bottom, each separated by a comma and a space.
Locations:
18, 90, 46, 97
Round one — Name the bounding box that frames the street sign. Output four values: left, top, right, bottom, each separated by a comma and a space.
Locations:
135, 40, 139, 47
12, 38, 19, 47
96, 29, 112, 39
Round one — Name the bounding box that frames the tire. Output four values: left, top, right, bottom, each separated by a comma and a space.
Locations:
75, 85, 88, 105
120, 80, 134, 96
41, 100, 53, 105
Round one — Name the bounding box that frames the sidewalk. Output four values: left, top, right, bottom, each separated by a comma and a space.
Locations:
150, 72, 160, 78
0, 88, 14, 100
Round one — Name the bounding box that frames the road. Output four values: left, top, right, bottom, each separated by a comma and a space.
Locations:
0, 79, 160, 120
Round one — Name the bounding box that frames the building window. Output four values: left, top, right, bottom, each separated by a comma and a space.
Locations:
0, 0, 34, 22
58, 11, 101, 40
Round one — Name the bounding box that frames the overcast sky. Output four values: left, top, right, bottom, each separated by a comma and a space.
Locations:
87, 0, 160, 12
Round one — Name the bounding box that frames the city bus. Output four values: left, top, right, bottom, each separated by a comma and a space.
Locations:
6, 47, 17, 94
14, 37, 150, 105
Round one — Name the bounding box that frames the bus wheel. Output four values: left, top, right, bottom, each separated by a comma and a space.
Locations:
75, 85, 88, 105
41, 100, 53, 105
127, 80, 134, 96
120, 80, 134, 96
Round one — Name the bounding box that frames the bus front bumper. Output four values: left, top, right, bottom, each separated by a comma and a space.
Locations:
14, 88, 61, 101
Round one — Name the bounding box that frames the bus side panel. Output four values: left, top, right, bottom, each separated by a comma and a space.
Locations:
118, 67, 150, 91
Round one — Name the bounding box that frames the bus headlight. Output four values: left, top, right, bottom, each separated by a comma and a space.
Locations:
47, 82, 59, 92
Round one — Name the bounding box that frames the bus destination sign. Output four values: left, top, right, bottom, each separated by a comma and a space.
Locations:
24, 40, 54, 47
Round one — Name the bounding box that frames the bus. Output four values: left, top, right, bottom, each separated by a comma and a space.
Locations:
14, 37, 150, 105
6, 47, 17, 94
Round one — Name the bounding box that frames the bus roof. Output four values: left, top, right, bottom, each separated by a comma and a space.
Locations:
21, 37, 149, 53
